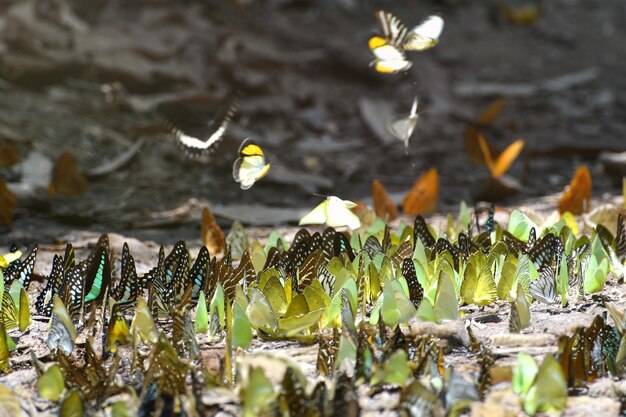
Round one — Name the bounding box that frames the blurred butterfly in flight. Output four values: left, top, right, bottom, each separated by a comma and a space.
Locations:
387, 96, 419, 147
173, 96, 239, 156
232, 139, 270, 190
369, 10, 444, 74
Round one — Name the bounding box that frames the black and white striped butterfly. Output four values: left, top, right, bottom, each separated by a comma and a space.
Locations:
413, 215, 436, 249
616, 213, 626, 262
529, 266, 557, 304
375, 10, 444, 52
172, 96, 239, 156
3, 245, 37, 290
528, 233, 562, 272
110, 243, 139, 303
317, 263, 335, 297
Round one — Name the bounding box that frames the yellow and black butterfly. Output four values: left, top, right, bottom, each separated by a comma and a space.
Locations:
232, 139, 270, 190
369, 10, 444, 73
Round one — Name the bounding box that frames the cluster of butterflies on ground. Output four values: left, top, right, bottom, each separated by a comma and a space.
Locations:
2, 203, 626, 414
171, 10, 441, 186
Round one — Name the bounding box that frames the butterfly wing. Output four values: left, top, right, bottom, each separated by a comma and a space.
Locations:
175, 98, 239, 155
325, 196, 361, 229
375, 10, 409, 47
403, 15, 444, 51
492, 139, 525, 178
299, 200, 329, 226
387, 113, 418, 147
368, 37, 412, 74
529, 267, 557, 304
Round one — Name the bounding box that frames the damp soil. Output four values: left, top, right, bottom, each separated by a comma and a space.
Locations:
1, 0, 626, 415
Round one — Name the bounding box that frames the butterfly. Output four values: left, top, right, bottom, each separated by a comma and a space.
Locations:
515, 354, 567, 414
1, 283, 30, 332
58, 266, 84, 323
401, 258, 423, 308
35, 254, 65, 317
616, 213, 626, 262
110, 243, 139, 303
232, 139, 270, 190
387, 97, 418, 147
317, 263, 336, 297
47, 295, 77, 355
2, 245, 37, 289
485, 204, 495, 233
529, 266, 557, 305
173, 97, 239, 156
190, 246, 211, 301
369, 11, 444, 74
528, 233, 562, 272
477, 135, 525, 179
299, 196, 361, 230
368, 36, 412, 74
402, 168, 439, 216
509, 284, 530, 333
413, 215, 436, 249
225, 221, 248, 260
82, 245, 111, 305
371, 180, 398, 222
558, 166, 592, 215
48, 151, 88, 197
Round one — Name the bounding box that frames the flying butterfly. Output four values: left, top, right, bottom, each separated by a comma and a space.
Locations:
387, 97, 419, 147
368, 36, 412, 74
232, 139, 270, 190
369, 11, 444, 74
172, 96, 239, 156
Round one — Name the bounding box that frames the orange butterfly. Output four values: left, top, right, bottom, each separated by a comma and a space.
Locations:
402, 168, 439, 216
0, 139, 19, 168
201, 206, 225, 256
559, 166, 591, 215
464, 99, 506, 165
477, 135, 525, 179
372, 179, 398, 222
0, 180, 16, 226
48, 151, 88, 197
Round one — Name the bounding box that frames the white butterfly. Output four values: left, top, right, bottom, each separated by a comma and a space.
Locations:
529, 267, 557, 304
232, 139, 270, 190
376, 11, 444, 50
368, 36, 413, 74
299, 196, 361, 230
369, 11, 443, 74
387, 97, 419, 147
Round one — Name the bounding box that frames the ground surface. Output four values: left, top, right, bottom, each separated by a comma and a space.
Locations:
1, 0, 625, 245
1, 0, 626, 416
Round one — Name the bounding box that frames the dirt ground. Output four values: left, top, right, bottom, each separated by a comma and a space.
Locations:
1, 0, 625, 246
1, 0, 626, 415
